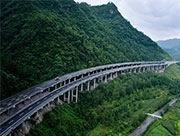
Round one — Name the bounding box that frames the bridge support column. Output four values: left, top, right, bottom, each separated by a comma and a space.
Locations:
80, 83, 83, 92
71, 89, 74, 102
57, 96, 60, 104
129, 69, 132, 73
110, 73, 113, 80
104, 75, 107, 83
36, 111, 39, 117
93, 78, 96, 89
47, 103, 50, 107
153, 66, 156, 71
55, 85, 57, 90
21, 121, 28, 133
71, 87, 78, 102
64, 91, 70, 103
87, 81, 90, 91
154, 66, 157, 72
151, 66, 153, 71
143, 67, 146, 72
75, 87, 78, 103
101, 76, 103, 82
115, 72, 118, 78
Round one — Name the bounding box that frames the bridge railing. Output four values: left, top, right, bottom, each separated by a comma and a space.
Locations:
1, 61, 176, 136
0, 61, 165, 115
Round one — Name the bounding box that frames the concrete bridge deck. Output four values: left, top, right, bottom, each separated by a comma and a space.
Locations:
0, 61, 168, 114
0, 61, 178, 136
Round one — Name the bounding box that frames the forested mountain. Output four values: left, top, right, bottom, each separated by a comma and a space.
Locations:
0, 0, 170, 99
157, 38, 180, 61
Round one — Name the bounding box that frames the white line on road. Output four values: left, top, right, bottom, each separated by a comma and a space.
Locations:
28, 107, 32, 110
19, 112, 24, 117
8, 119, 14, 124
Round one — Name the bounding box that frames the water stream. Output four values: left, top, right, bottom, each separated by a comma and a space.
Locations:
128, 98, 179, 136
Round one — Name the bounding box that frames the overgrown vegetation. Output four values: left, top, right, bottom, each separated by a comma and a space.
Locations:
28, 65, 180, 136
0, 0, 171, 100
143, 100, 180, 136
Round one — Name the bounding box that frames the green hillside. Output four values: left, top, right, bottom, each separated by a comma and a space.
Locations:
157, 38, 180, 61
0, 0, 170, 100
28, 64, 180, 136
143, 100, 180, 136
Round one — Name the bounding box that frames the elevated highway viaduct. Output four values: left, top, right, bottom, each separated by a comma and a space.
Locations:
0, 61, 178, 136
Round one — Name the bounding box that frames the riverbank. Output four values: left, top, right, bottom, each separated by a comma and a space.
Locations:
129, 98, 180, 136
143, 99, 180, 136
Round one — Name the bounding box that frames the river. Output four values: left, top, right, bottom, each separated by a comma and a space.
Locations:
128, 98, 179, 136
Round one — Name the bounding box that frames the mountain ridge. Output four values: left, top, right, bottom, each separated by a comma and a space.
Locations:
0, 0, 171, 99
157, 38, 180, 61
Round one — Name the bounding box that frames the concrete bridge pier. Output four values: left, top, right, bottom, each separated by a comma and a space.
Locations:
100, 75, 103, 82
133, 68, 136, 73
75, 87, 79, 103
104, 75, 107, 83
115, 72, 118, 77
142, 67, 145, 72
154, 66, 158, 72
21, 121, 29, 134
56, 96, 61, 104
63, 91, 70, 103
87, 81, 90, 91
110, 73, 113, 80
54, 85, 57, 90
35, 111, 39, 118
128, 69, 132, 73
151, 66, 154, 71
80, 83, 83, 92
93, 78, 97, 89
71, 87, 78, 102
136, 68, 139, 73
156, 66, 160, 72
71, 89, 74, 102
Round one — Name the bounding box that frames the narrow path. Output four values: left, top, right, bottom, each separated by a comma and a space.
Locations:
128, 98, 179, 136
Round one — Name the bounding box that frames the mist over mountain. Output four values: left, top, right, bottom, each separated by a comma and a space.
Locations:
157, 38, 180, 61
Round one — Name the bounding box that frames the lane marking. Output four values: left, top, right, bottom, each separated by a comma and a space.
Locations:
8, 119, 14, 124
28, 107, 32, 110
19, 112, 24, 117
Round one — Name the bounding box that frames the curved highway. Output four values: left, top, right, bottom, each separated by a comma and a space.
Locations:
0, 61, 178, 136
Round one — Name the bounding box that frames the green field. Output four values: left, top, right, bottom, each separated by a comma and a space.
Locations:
143, 100, 180, 136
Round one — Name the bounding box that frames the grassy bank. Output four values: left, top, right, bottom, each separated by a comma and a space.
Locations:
143, 100, 180, 136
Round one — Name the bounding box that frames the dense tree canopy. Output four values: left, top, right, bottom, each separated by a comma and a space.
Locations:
0, 0, 171, 99
28, 65, 180, 136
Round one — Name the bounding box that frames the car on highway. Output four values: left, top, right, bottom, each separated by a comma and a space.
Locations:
55, 77, 60, 81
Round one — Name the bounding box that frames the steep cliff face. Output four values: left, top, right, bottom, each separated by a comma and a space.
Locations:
0, 0, 171, 99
